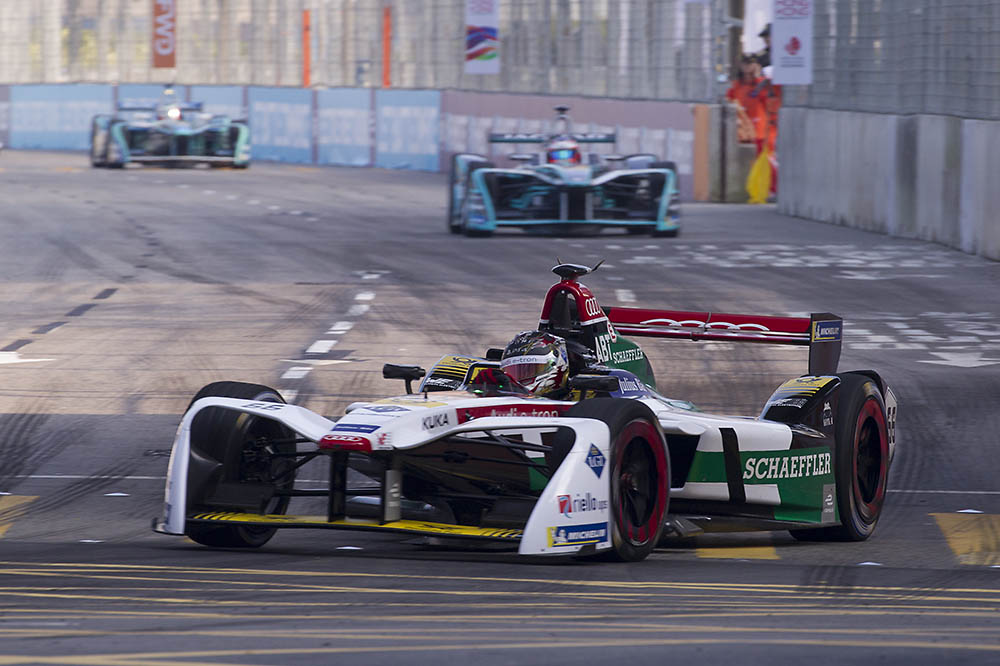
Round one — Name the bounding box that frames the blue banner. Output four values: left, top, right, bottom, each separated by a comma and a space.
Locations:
117, 83, 179, 109
316, 88, 372, 167
248, 87, 313, 163
375, 90, 440, 171
9, 84, 113, 150
188, 85, 246, 120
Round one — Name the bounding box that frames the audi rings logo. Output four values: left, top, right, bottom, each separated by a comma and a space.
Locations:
583, 297, 603, 319
775, 0, 810, 18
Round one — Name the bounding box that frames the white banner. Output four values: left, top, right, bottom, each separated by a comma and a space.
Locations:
465, 0, 500, 74
771, 0, 813, 85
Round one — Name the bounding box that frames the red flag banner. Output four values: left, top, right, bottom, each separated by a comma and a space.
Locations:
152, 0, 176, 68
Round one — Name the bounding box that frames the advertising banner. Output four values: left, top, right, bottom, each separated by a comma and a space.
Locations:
465, 0, 500, 74
8, 84, 113, 150
771, 0, 813, 85
152, 0, 177, 68
317, 88, 372, 166
0, 86, 9, 149
375, 90, 440, 171
248, 87, 313, 163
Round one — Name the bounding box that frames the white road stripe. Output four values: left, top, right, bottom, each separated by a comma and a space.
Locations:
355, 292, 375, 301
347, 304, 370, 316
615, 289, 636, 303
305, 340, 338, 354
281, 366, 312, 380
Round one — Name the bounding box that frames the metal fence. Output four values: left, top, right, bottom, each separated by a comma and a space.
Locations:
0, 0, 720, 103
785, 0, 1000, 120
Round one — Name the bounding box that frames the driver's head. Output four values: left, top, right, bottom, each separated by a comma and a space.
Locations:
546, 137, 581, 166
500, 331, 569, 396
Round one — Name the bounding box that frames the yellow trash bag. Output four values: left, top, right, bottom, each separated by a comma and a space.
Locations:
746, 148, 772, 204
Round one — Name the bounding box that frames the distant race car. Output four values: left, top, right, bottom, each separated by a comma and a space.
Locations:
447, 106, 681, 237
154, 263, 896, 562
90, 87, 250, 168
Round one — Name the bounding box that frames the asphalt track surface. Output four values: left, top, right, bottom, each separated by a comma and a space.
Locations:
1, 151, 999, 665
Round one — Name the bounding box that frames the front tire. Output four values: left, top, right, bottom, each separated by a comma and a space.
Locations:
790, 373, 890, 542
561, 399, 669, 562
184, 381, 296, 548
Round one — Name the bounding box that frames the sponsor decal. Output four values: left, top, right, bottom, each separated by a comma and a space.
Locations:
241, 402, 285, 411
422, 413, 450, 430
557, 492, 609, 518
377, 397, 449, 407
547, 522, 610, 547
318, 433, 370, 450
376, 432, 391, 448
459, 404, 569, 422
152, 0, 176, 68
812, 321, 843, 342
424, 377, 461, 388
586, 444, 606, 478
333, 423, 381, 433
583, 297, 603, 319
822, 483, 836, 521
742, 451, 832, 482
595, 333, 612, 363
610, 347, 645, 364
822, 402, 834, 427
613, 375, 648, 396
364, 405, 410, 413
772, 397, 809, 408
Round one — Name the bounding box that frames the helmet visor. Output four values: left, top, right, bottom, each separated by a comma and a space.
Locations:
500, 354, 554, 389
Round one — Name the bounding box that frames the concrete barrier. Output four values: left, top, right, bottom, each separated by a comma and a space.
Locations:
8, 84, 112, 150
779, 107, 1000, 261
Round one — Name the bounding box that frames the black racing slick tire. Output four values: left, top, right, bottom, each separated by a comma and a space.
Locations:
184, 381, 296, 549
790, 373, 890, 542
558, 399, 670, 562
447, 155, 464, 234
90, 118, 107, 167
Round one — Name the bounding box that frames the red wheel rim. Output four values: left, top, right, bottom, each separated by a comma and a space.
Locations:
612, 419, 668, 547
853, 397, 888, 523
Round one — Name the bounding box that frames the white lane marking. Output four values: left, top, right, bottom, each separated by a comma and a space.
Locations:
202, 190, 215, 195
177, 184, 190, 189
79, 540, 104, 544
857, 562, 883, 566
290, 210, 303, 216
606, 276, 624, 281
280, 359, 352, 366
306, 217, 319, 222
355, 292, 375, 301
281, 366, 313, 380
226, 194, 238, 200
0, 352, 55, 365
957, 509, 985, 513
283, 389, 299, 404
8, 475, 165, 481
336, 546, 363, 551
306, 340, 338, 354
615, 289, 636, 303
918, 352, 1000, 368
103, 492, 130, 497
327, 321, 354, 334
605, 244, 622, 250
248, 199, 260, 205
347, 304, 370, 316
268, 205, 280, 211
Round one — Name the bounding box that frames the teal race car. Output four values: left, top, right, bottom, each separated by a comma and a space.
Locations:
90, 87, 250, 169
447, 106, 680, 237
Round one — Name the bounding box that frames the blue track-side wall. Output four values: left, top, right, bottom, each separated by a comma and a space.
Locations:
7, 84, 113, 150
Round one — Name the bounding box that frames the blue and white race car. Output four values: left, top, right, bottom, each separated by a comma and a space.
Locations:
447, 106, 681, 237
90, 87, 250, 168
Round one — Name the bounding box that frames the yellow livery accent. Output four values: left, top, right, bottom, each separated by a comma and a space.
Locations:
187, 512, 523, 541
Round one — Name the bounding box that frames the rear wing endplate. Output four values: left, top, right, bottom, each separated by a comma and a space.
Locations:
605, 307, 843, 376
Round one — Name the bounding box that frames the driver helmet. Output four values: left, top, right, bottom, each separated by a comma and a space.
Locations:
499, 331, 570, 396
546, 137, 581, 166
157, 87, 182, 121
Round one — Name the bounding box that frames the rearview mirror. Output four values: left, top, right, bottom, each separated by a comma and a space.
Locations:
382, 364, 426, 394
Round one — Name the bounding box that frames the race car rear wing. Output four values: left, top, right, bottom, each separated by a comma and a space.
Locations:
488, 132, 617, 144
604, 307, 843, 376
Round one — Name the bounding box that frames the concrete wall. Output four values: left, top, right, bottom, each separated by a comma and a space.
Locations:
779, 107, 1000, 261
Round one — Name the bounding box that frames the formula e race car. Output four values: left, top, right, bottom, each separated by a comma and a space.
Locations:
90, 87, 250, 168
447, 106, 681, 237
153, 263, 897, 562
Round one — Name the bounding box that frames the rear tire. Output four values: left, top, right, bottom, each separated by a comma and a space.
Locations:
184, 381, 296, 548
559, 399, 669, 562
790, 373, 889, 542
90, 118, 107, 167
